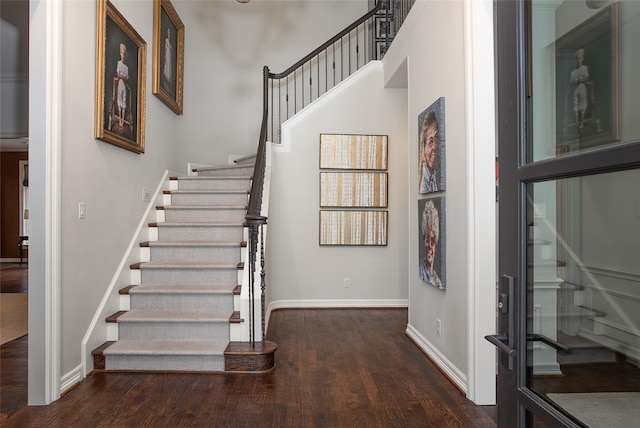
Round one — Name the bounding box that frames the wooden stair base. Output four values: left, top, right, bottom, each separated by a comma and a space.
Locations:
92, 341, 115, 371
224, 341, 278, 373
91, 340, 277, 373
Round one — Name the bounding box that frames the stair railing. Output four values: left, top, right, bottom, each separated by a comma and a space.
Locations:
245, 0, 414, 344
244, 67, 269, 344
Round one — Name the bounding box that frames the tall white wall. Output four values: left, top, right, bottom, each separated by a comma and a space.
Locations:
382, 0, 496, 402
171, 0, 368, 168
267, 63, 409, 309
57, 0, 182, 379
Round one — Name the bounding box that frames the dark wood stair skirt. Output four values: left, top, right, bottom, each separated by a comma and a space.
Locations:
91, 340, 277, 373
224, 341, 278, 373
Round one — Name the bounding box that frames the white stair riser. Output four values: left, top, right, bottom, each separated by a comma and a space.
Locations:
148, 246, 241, 263
162, 208, 246, 223
176, 178, 251, 191
118, 321, 231, 341
170, 192, 248, 206
105, 354, 225, 371
139, 267, 237, 285
156, 225, 244, 241
130, 293, 233, 312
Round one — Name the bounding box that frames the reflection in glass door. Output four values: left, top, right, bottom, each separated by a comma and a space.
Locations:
527, 171, 640, 427
493, 0, 640, 426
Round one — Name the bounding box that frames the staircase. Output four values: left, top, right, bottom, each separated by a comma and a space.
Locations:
92, 157, 276, 373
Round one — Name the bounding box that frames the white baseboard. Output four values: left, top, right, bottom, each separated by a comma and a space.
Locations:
60, 364, 82, 395
405, 323, 468, 396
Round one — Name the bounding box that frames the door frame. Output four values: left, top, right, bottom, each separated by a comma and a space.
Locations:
28, 0, 62, 405
494, 0, 640, 426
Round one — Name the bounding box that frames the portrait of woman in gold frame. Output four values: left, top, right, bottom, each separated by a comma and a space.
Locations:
95, 0, 147, 153
152, 0, 184, 115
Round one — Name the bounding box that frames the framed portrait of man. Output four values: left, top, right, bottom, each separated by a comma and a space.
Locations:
418, 97, 446, 194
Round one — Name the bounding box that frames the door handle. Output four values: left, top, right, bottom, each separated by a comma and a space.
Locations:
527, 333, 570, 354
485, 334, 517, 357
485, 275, 517, 370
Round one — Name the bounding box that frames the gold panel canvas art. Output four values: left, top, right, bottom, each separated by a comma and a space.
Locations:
320, 134, 388, 170
320, 172, 388, 208
319, 210, 388, 246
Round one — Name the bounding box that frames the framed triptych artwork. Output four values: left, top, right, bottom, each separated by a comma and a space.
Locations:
319, 134, 389, 246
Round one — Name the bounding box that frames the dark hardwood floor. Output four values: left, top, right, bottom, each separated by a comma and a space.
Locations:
0, 263, 29, 293
1, 308, 498, 427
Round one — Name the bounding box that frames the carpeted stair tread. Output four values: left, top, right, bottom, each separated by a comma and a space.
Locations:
143, 240, 242, 247
195, 164, 252, 172
233, 154, 256, 165
116, 309, 232, 322
173, 175, 252, 180
143, 241, 241, 247
151, 221, 244, 227
158, 205, 247, 210
103, 339, 229, 356
166, 189, 249, 195
135, 261, 239, 269
128, 284, 236, 294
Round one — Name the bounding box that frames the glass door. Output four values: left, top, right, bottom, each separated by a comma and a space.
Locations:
492, 1, 640, 426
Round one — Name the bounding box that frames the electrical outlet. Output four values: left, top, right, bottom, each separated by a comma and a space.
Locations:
344, 278, 351, 288
436, 319, 442, 335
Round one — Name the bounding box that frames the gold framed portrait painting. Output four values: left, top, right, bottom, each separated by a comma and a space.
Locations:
152, 0, 184, 115
95, 0, 146, 153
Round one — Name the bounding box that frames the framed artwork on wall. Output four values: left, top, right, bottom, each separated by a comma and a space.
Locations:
152, 0, 184, 115
95, 0, 146, 153
319, 134, 388, 170
418, 197, 445, 290
319, 210, 388, 246
320, 172, 388, 208
418, 97, 445, 194
554, 2, 619, 150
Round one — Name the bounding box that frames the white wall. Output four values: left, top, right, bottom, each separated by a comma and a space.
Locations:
57, 0, 182, 378
388, 0, 469, 374
382, 0, 496, 402
171, 0, 368, 168
267, 62, 409, 309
